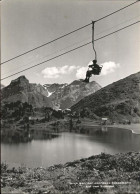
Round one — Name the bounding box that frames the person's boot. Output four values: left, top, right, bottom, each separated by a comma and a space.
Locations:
83, 78, 89, 83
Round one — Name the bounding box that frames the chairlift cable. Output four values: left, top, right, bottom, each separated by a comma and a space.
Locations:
0, 0, 138, 65
2, 15, 140, 78
95, 0, 139, 23
1, 20, 139, 81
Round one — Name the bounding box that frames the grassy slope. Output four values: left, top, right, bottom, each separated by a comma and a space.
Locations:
1, 152, 140, 194
72, 72, 140, 123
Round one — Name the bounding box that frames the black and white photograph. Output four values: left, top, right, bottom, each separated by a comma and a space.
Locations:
1, 0, 140, 193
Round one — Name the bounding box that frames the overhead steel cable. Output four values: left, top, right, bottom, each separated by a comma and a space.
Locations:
0, 23, 91, 65
94, 21, 140, 41
1, 0, 138, 65
1, 20, 139, 81
95, 0, 139, 23
3, 14, 140, 77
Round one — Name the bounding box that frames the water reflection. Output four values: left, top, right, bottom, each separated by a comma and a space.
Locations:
1, 127, 140, 168
80, 126, 140, 153
1, 129, 59, 144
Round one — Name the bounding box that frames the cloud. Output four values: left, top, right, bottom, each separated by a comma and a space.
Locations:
42, 61, 119, 79
42, 65, 79, 78
76, 67, 87, 79
76, 61, 120, 79
100, 61, 120, 75
87, 61, 93, 66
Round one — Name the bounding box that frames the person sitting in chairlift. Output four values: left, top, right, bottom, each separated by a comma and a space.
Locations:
83, 60, 101, 83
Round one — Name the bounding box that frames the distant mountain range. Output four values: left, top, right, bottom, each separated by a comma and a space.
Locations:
1, 76, 101, 109
71, 72, 140, 123
44, 79, 101, 109
2, 72, 140, 122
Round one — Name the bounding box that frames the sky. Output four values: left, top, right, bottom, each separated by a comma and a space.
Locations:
1, 0, 140, 87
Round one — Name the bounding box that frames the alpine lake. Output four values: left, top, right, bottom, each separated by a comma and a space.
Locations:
1, 126, 140, 168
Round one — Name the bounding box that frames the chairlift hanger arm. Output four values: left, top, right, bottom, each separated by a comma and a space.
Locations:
92, 21, 97, 61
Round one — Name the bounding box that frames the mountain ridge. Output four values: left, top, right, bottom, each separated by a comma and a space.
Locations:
1, 76, 101, 109
71, 71, 140, 123
45, 79, 101, 109
1, 76, 52, 108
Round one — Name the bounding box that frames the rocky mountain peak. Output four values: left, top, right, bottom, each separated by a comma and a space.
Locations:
2, 76, 52, 108
1, 76, 101, 109
10, 75, 29, 85
46, 79, 101, 109
70, 79, 84, 85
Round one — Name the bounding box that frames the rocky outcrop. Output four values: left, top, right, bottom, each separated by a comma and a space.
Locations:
2, 76, 101, 109
45, 79, 101, 109
1, 76, 52, 108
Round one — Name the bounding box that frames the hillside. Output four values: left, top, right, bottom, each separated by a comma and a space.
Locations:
1, 152, 140, 194
71, 72, 140, 123
1, 76, 52, 108
45, 79, 101, 109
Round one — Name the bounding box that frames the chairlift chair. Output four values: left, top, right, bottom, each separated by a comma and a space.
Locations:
83, 21, 102, 82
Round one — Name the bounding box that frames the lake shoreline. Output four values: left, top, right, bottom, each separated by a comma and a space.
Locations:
1, 121, 140, 193
1, 152, 140, 194
77, 121, 140, 135
2, 118, 140, 136
107, 123, 140, 135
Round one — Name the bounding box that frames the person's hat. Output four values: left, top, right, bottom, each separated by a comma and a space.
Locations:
93, 59, 97, 63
